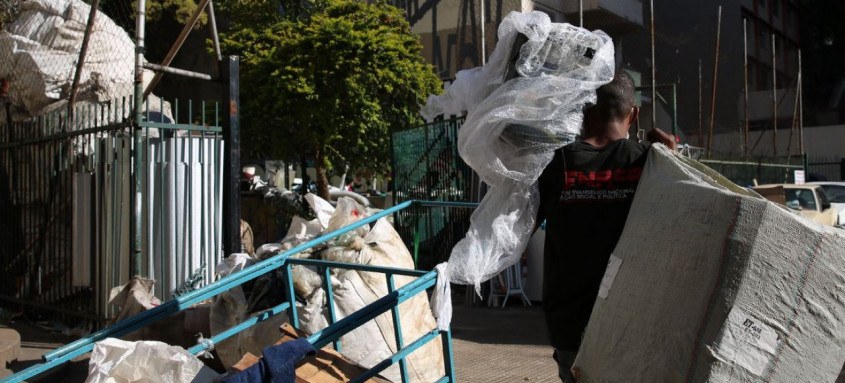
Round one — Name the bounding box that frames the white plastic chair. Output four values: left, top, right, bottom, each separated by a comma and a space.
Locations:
487, 260, 532, 308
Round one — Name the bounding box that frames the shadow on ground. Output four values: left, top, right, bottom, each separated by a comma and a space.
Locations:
450, 288, 549, 347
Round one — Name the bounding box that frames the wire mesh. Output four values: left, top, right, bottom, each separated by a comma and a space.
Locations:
0, 0, 138, 125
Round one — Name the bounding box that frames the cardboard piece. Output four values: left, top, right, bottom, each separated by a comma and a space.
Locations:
230, 324, 389, 383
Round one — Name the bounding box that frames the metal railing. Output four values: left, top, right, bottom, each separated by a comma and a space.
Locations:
3, 200, 459, 383
808, 159, 844, 181
678, 146, 807, 187
0, 97, 226, 321
0, 99, 134, 321
392, 118, 476, 270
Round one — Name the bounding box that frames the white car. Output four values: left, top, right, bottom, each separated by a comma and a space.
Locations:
807, 182, 845, 227
752, 184, 838, 226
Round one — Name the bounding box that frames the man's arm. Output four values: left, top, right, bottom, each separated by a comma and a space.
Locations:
646, 128, 677, 151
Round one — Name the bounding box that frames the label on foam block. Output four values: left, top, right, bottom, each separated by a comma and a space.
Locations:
713, 307, 780, 376
598, 255, 623, 299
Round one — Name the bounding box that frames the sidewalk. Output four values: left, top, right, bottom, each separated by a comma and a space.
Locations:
1, 298, 555, 382
0, 319, 88, 382
451, 298, 557, 382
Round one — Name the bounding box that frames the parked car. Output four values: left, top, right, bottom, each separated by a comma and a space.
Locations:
752, 184, 838, 226
807, 182, 845, 226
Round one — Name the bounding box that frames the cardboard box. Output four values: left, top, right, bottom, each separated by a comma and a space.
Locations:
230, 324, 389, 383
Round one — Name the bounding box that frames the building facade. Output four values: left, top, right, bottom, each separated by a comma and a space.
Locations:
617, 0, 801, 155
394, 0, 644, 79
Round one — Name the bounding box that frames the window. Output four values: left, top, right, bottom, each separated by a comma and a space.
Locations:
820, 185, 845, 203
785, 189, 817, 211
772, 0, 780, 17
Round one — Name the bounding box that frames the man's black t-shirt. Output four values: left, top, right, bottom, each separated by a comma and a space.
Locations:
537, 138, 650, 352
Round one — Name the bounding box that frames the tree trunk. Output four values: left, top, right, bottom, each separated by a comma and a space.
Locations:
299, 156, 310, 196
314, 146, 330, 200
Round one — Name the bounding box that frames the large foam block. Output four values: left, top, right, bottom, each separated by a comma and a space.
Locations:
574, 144, 845, 383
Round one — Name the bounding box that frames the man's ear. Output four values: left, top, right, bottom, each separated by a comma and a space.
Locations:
628, 107, 639, 128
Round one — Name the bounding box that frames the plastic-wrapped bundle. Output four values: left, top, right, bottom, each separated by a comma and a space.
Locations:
421, 11, 614, 293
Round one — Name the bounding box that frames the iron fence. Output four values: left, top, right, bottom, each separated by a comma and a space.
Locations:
679, 145, 806, 187
0, 97, 226, 322
808, 159, 844, 182
1, 99, 133, 321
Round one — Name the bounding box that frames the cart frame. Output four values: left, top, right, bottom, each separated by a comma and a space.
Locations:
3, 200, 470, 383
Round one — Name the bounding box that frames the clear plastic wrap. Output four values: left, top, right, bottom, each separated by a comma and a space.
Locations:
421, 11, 615, 289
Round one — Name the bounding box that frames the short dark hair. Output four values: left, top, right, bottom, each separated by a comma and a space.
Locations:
587, 71, 636, 122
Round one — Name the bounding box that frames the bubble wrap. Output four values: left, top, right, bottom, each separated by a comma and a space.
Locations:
421, 11, 615, 291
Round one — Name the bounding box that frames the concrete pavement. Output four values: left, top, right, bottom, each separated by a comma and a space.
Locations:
0, 293, 556, 382
451, 296, 558, 383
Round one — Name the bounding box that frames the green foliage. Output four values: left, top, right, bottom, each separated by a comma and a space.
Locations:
145, 0, 207, 26
98, 0, 207, 28
0, 0, 23, 28
216, 0, 326, 28
221, 0, 440, 188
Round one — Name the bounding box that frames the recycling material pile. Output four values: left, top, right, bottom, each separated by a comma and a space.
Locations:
211, 195, 444, 382
573, 144, 845, 382
0, 0, 170, 126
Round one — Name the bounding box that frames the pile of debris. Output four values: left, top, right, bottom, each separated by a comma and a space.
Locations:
95, 195, 443, 382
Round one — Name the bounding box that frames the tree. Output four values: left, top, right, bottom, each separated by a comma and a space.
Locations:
220, 0, 441, 199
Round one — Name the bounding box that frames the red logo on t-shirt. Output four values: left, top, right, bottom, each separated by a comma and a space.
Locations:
564, 168, 642, 189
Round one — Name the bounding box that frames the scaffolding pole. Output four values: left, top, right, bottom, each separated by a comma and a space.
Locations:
707, 6, 722, 157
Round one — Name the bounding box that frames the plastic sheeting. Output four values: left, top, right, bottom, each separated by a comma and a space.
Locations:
420, 12, 615, 292
85, 338, 215, 383
209, 253, 292, 369
573, 144, 845, 382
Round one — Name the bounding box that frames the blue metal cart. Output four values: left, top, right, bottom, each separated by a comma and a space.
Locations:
2, 200, 474, 383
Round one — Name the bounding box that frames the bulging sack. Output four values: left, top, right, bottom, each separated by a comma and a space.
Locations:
296, 198, 444, 382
